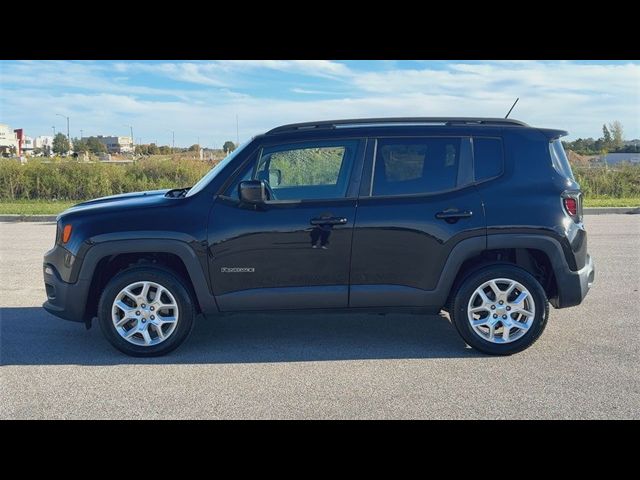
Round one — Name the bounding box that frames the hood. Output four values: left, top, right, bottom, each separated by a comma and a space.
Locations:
60, 189, 173, 219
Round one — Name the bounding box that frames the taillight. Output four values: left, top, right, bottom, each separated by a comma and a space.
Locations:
564, 197, 578, 216
562, 192, 581, 221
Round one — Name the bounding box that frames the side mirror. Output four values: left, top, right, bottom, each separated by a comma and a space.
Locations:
268, 169, 282, 186
239, 180, 267, 204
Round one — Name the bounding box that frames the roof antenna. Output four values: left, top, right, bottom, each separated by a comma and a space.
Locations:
505, 98, 519, 118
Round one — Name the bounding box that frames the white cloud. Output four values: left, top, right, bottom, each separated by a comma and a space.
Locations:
216, 60, 353, 78
291, 88, 335, 95
1, 60, 638, 146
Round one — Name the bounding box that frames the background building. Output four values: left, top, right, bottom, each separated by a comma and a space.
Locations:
0, 123, 19, 156
84, 135, 133, 154
14, 129, 25, 156
21, 135, 35, 155
33, 135, 54, 152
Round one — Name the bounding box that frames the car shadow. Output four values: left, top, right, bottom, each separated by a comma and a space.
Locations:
0, 307, 484, 365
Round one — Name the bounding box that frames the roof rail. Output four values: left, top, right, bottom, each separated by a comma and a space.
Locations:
266, 117, 528, 134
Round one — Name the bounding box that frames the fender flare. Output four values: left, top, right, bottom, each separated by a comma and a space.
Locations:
433, 233, 572, 308
76, 234, 218, 316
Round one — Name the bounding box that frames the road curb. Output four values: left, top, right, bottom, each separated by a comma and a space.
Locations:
584, 207, 640, 215
0, 215, 57, 222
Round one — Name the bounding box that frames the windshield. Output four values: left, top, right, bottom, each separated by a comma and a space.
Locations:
186, 140, 251, 197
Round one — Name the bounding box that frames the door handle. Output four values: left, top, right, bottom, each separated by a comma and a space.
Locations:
435, 210, 473, 220
310, 217, 348, 225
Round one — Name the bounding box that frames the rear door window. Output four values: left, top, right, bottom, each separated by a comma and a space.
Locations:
372, 137, 462, 196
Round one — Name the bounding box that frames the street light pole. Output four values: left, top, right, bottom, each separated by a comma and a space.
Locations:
124, 125, 134, 154
56, 114, 70, 154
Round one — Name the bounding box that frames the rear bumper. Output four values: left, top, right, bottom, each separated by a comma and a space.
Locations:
553, 254, 595, 308
43, 263, 89, 323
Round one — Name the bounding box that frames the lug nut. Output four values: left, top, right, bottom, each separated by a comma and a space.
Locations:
141, 318, 146, 323
150, 315, 155, 320
141, 304, 146, 308
493, 314, 498, 318
506, 306, 511, 311
502, 315, 507, 319
135, 311, 141, 316
490, 305, 496, 310
499, 300, 504, 305
150, 306, 155, 311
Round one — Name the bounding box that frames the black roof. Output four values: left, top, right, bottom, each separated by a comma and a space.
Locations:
266, 117, 528, 135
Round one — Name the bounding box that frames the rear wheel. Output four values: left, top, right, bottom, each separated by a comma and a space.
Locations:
98, 267, 195, 356
449, 265, 549, 355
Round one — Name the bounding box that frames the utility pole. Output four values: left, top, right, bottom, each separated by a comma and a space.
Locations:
236, 114, 239, 146
172, 131, 175, 153
52, 126, 56, 136
80, 129, 83, 139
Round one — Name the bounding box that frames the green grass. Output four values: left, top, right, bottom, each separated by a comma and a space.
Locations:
0, 200, 76, 215
583, 197, 640, 207
1, 197, 638, 216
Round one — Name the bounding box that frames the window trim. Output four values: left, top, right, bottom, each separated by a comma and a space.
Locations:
368, 139, 378, 196
366, 135, 473, 199
217, 137, 366, 204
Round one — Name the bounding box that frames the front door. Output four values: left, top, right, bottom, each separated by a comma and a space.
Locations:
208, 138, 365, 311
349, 135, 486, 307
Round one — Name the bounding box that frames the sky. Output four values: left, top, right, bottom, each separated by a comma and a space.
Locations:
1, 60, 638, 147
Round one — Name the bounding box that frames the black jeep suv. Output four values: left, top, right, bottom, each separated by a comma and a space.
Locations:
43, 117, 594, 356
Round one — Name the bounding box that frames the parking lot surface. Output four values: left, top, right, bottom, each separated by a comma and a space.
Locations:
1, 215, 639, 419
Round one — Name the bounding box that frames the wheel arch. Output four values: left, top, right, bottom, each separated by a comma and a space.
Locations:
78, 238, 219, 321
439, 234, 569, 310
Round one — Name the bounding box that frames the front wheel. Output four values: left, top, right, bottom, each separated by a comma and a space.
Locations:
98, 267, 195, 357
449, 265, 549, 355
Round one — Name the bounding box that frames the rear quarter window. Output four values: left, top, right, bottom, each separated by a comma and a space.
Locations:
473, 137, 504, 181
550, 139, 575, 180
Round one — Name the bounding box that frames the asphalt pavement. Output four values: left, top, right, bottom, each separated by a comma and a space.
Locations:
1, 215, 639, 419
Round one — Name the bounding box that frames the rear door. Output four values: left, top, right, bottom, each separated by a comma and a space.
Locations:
208, 138, 366, 311
349, 135, 486, 307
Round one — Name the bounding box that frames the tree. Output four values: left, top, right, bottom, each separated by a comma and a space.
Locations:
602, 124, 612, 150
148, 143, 159, 155
86, 137, 107, 155
73, 137, 88, 154
52, 133, 70, 155
223, 141, 236, 153
135, 144, 148, 156
608, 121, 624, 150
188, 144, 201, 152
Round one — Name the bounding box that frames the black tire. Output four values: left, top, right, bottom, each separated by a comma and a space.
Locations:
449, 264, 549, 355
97, 266, 195, 357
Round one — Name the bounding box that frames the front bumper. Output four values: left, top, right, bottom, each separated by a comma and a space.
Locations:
553, 254, 595, 308
43, 262, 88, 323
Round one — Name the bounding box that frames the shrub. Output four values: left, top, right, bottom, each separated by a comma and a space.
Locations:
0, 158, 213, 201
573, 164, 640, 198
